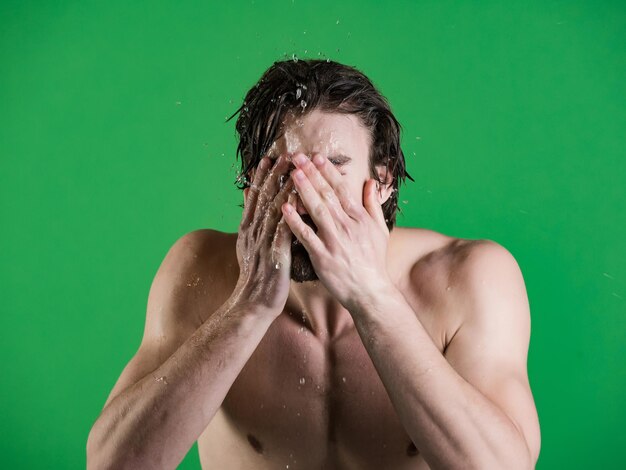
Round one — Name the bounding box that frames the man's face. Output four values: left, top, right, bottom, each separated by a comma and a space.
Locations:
247, 109, 373, 283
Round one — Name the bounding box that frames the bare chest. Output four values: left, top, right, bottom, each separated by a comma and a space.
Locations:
198, 305, 444, 469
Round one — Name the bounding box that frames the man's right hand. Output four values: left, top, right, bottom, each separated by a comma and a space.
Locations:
231, 153, 296, 317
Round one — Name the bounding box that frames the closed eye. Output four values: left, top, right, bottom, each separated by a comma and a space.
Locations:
329, 160, 347, 176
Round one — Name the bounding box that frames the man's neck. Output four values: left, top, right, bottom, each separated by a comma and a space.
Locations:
286, 279, 354, 340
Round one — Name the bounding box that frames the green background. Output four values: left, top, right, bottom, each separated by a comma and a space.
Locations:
1, 1, 624, 468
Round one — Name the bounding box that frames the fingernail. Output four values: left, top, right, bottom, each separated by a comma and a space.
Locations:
313, 154, 325, 166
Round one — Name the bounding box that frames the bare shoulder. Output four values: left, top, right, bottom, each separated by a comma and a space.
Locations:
390, 226, 483, 286
144, 228, 239, 336
403, 227, 531, 351
392, 227, 527, 326
392, 226, 520, 288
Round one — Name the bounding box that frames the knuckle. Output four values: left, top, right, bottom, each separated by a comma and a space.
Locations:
321, 189, 335, 201
313, 205, 326, 219
301, 226, 314, 241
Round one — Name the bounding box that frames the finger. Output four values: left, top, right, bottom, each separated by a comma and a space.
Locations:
241, 156, 272, 229
292, 153, 352, 228
291, 166, 338, 239
281, 197, 325, 258
262, 175, 295, 236
271, 196, 294, 266
311, 153, 365, 220
255, 154, 292, 217
363, 179, 388, 230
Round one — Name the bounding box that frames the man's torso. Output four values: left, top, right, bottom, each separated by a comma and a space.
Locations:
173, 227, 478, 469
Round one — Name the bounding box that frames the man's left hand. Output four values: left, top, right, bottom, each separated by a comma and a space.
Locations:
281, 152, 394, 311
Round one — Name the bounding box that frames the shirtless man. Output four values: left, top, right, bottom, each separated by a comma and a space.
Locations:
87, 59, 540, 469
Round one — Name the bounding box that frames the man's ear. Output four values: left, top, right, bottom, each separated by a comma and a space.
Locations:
373, 163, 394, 204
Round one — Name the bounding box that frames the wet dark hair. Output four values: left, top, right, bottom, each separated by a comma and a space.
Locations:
226, 58, 413, 229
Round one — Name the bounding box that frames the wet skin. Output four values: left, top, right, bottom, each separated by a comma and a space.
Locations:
92, 110, 540, 469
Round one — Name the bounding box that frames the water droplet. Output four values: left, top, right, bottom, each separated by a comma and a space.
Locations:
155, 376, 169, 385
299, 377, 306, 385
446, 286, 451, 291
336, 19, 340, 24
296, 88, 302, 99
300, 100, 307, 110
342, 377, 346, 383
275, 262, 281, 269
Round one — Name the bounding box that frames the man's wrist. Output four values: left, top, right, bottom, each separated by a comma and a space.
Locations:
225, 295, 282, 323
346, 278, 404, 317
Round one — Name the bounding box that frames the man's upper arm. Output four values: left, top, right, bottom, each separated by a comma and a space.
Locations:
101, 229, 216, 410
444, 240, 541, 464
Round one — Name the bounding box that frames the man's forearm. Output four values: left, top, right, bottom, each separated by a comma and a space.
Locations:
349, 287, 532, 470
87, 302, 275, 470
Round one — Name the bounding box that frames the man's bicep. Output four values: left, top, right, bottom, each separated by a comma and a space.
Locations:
444, 240, 541, 462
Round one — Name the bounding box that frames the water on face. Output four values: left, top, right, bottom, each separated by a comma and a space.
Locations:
280, 115, 343, 162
